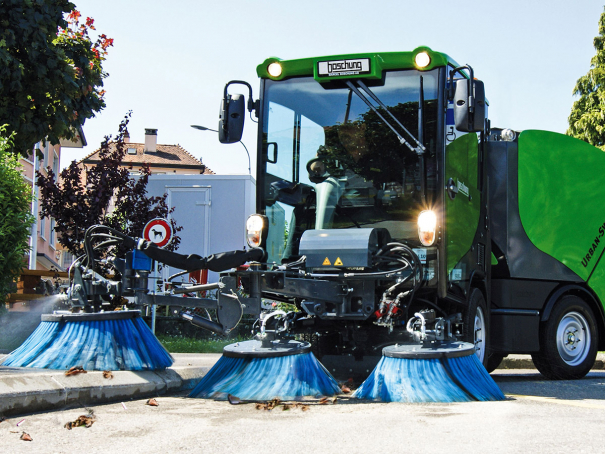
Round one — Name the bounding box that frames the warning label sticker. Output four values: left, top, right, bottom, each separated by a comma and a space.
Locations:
322, 257, 331, 266
334, 257, 343, 266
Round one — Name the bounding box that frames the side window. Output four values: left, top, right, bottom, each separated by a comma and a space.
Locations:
266, 102, 295, 182
298, 115, 325, 185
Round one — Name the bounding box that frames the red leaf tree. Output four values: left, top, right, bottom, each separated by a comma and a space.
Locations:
37, 113, 182, 259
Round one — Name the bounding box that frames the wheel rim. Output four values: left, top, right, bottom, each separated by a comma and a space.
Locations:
556, 311, 591, 366
474, 305, 486, 363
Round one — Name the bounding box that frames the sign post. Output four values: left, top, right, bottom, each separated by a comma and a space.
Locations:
143, 219, 173, 334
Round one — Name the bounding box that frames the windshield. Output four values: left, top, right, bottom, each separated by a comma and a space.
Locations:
261, 69, 439, 263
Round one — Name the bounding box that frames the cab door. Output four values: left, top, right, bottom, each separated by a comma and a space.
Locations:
443, 97, 482, 295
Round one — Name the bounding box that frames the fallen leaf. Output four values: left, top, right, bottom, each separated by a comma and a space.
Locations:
227, 394, 241, 405
146, 398, 159, 407
102, 370, 113, 379
65, 414, 96, 429
266, 398, 281, 410
282, 403, 293, 411
340, 385, 351, 394
319, 397, 330, 405
255, 403, 265, 410
20, 432, 32, 441
300, 405, 310, 412
65, 366, 87, 376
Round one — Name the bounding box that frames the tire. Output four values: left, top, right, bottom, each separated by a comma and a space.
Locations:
485, 353, 506, 373
463, 288, 489, 367
531, 295, 598, 380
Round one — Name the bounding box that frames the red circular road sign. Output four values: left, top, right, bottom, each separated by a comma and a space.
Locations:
143, 218, 172, 248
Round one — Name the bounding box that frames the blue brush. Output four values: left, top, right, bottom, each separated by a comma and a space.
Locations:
352, 342, 505, 402
190, 339, 340, 401
1, 311, 173, 371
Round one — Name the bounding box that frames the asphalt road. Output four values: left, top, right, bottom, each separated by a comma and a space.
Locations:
1, 369, 604, 454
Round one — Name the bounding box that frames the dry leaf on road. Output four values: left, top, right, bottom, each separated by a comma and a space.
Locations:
64, 414, 96, 430
65, 366, 87, 376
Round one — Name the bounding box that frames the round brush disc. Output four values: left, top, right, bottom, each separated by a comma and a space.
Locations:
223, 339, 311, 358
383, 341, 476, 359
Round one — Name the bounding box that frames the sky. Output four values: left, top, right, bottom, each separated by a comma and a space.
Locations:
61, 0, 605, 175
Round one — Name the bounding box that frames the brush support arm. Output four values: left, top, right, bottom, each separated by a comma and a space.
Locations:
179, 311, 226, 335
135, 239, 265, 272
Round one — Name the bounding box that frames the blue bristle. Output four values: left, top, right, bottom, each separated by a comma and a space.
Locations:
353, 353, 506, 403
190, 351, 341, 401
443, 354, 505, 401
1, 318, 173, 371
352, 356, 473, 402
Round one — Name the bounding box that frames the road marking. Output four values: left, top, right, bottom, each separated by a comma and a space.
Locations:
508, 394, 605, 410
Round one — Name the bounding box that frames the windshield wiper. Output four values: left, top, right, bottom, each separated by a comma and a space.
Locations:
345, 79, 427, 204
344, 80, 426, 157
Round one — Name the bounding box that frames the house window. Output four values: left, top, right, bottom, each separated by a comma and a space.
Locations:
50, 219, 56, 246
62, 251, 74, 269
43, 143, 49, 168
52, 150, 59, 176
40, 216, 46, 240
127, 148, 137, 155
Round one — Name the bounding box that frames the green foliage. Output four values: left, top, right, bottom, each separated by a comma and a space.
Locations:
568, 8, 605, 150
156, 335, 250, 353
0, 2, 113, 156
0, 127, 35, 306
36, 113, 182, 258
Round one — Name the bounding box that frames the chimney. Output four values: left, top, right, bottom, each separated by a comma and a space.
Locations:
144, 128, 157, 152
124, 131, 130, 143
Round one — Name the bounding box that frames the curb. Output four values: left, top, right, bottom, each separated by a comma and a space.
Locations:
499, 354, 605, 370
0, 365, 210, 417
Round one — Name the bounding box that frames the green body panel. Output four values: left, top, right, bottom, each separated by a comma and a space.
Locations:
445, 133, 481, 276
256, 46, 456, 81
518, 130, 605, 307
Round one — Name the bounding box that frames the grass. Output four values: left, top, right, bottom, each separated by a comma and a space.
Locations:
156, 334, 250, 353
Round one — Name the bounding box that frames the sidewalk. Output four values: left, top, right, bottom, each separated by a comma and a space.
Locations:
0, 353, 220, 417
1, 352, 604, 417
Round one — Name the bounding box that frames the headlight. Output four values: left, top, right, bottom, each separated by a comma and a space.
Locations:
267, 62, 283, 78
414, 51, 431, 69
418, 210, 437, 246
246, 214, 267, 248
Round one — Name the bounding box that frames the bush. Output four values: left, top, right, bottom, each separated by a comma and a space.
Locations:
0, 128, 35, 306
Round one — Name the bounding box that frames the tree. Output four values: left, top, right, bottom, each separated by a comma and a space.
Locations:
36, 113, 182, 260
568, 8, 605, 150
0, 1, 113, 157
0, 127, 35, 307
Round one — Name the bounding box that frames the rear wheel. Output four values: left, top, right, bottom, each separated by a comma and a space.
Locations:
532, 295, 598, 380
463, 288, 489, 367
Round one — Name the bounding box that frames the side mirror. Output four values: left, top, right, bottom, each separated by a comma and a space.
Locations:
453, 78, 486, 133
219, 93, 245, 144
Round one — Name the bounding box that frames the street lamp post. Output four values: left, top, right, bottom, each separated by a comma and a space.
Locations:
191, 125, 251, 175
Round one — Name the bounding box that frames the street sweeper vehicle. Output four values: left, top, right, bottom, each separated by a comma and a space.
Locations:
3, 46, 602, 402
204, 45, 605, 382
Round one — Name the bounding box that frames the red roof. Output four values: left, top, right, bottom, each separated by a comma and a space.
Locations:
81, 142, 214, 174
